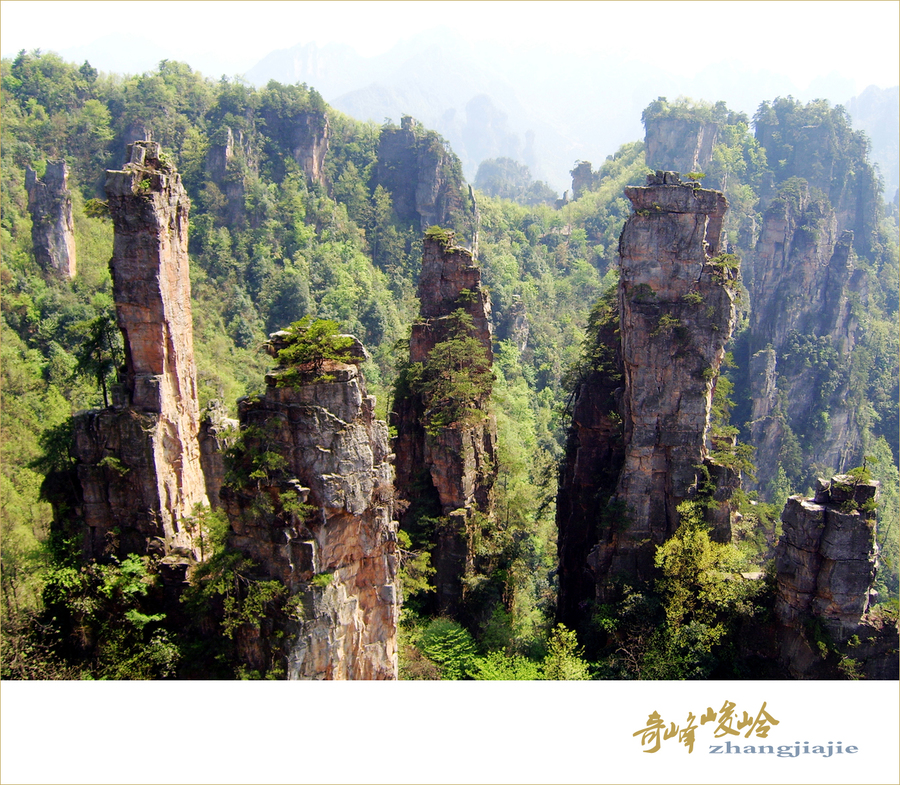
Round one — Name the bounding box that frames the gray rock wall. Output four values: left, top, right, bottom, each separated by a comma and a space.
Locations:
223, 357, 399, 679
25, 161, 77, 278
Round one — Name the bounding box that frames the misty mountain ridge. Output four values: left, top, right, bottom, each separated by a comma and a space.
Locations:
244, 26, 899, 195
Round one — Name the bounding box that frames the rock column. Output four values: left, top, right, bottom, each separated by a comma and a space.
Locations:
557, 172, 740, 615
72, 141, 209, 559
25, 160, 77, 278
775, 475, 898, 678
223, 338, 399, 679
604, 172, 737, 584
393, 233, 497, 616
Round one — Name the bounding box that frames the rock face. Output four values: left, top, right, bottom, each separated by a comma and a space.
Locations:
71, 141, 209, 559
25, 161, 77, 278
376, 116, 476, 238
205, 109, 328, 224
612, 172, 737, 575
259, 106, 329, 187
205, 126, 259, 225
198, 400, 239, 509
571, 160, 597, 200
393, 233, 498, 616
645, 117, 718, 174
222, 346, 399, 680
775, 475, 899, 679
557, 172, 740, 620
555, 295, 627, 627
744, 181, 869, 488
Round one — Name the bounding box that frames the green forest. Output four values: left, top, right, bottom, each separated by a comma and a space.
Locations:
1, 51, 897, 680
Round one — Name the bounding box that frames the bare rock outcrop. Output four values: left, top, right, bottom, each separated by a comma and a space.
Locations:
557, 172, 741, 619
393, 232, 497, 616
745, 180, 869, 489
645, 117, 719, 175
222, 346, 399, 679
70, 141, 209, 559
611, 172, 737, 574
25, 161, 77, 278
571, 160, 598, 200
199, 400, 239, 509
376, 116, 475, 238
775, 475, 899, 679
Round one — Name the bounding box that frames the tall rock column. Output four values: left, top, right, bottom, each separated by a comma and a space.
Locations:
375, 116, 476, 239
558, 172, 739, 617
222, 333, 399, 679
25, 160, 77, 278
70, 141, 209, 559
393, 231, 497, 616
644, 116, 719, 174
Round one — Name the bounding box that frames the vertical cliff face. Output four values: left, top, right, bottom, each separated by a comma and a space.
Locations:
222, 337, 399, 679
376, 116, 476, 239
555, 294, 626, 627
259, 107, 330, 186
645, 117, 719, 175
198, 400, 239, 509
288, 113, 330, 186
393, 233, 498, 616
775, 475, 898, 679
745, 181, 869, 488
557, 172, 739, 618
205, 110, 328, 225
570, 161, 598, 200
205, 126, 259, 225
70, 141, 209, 559
25, 161, 77, 278
612, 172, 737, 574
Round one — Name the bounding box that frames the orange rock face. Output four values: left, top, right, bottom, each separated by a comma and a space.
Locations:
71, 141, 209, 559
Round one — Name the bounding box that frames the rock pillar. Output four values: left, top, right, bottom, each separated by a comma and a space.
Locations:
775, 475, 898, 679
607, 171, 737, 584
222, 336, 399, 679
557, 172, 740, 620
25, 160, 77, 278
393, 232, 497, 616
71, 141, 209, 559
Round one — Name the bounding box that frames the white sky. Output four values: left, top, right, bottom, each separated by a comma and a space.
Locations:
1, 0, 898, 92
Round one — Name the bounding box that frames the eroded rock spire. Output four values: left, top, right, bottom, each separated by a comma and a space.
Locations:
25, 160, 77, 278
557, 172, 740, 620
393, 230, 498, 616
69, 141, 209, 560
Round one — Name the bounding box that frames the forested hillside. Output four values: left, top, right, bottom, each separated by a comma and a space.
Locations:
1, 52, 896, 679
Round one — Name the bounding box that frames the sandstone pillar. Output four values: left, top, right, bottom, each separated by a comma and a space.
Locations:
775, 475, 898, 678
605, 171, 737, 583
25, 160, 77, 278
393, 232, 497, 616
72, 141, 209, 559
223, 333, 399, 679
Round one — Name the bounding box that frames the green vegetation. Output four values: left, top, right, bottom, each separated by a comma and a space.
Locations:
1, 51, 896, 679
474, 157, 558, 206
410, 309, 494, 437
274, 316, 357, 385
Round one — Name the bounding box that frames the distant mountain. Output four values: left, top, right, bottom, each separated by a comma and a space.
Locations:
55, 27, 899, 199
847, 85, 900, 199
246, 28, 569, 190
246, 27, 899, 196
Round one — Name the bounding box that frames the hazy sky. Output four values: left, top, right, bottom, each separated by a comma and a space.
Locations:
1, 0, 898, 93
